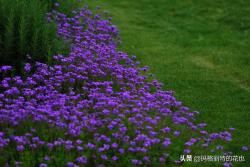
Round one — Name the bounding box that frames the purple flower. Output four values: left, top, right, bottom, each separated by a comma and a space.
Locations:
76, 156, 87, 164
162, 138, 171, 147
216, 145, 224, 150
76, 146, 84, 151
183, 149, 191, 154
1, 66, 12, 72
112, 156, 118, 161
159, 157, 165, 163
242, 146, 248, 151
119, 148, 125, 154
24, 63, 31, 72
173, 131, 180, 136
16, 145, 25, 152
223, 162, 232, 167
44, 155, 50, 161
131, 159, 142, 165
102, 109, 110, 114
54, 2, 60, 7
111, 143, 118, 148
86, 143, 95, 149
47, 143, 54, 149
161, 127, 171, 133
67, 162, 75, 167
198, 123, 207, 128
101, 154, 108, 160
143, 156, 150, 162
39, 163, 48, 167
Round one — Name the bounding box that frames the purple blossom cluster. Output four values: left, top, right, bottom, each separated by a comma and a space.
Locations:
0, 5, 248, 167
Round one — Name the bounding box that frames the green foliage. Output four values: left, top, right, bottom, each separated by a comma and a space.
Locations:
0, 0, 77, 73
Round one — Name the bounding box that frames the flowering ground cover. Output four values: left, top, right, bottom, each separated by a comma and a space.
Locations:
0, 1, 249, 167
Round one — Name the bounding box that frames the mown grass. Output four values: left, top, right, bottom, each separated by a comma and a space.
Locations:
83, 0, 250, 166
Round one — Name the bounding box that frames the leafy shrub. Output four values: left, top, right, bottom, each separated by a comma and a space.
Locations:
0, 0, 79, 74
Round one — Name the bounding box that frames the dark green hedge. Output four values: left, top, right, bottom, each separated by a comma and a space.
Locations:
0, 0, 79, 73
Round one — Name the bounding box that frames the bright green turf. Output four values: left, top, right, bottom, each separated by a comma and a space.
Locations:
83, 0, 250, 166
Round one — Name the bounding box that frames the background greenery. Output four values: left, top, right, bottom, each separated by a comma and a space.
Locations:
0, 0, 79, 73
83, 0, 250, 166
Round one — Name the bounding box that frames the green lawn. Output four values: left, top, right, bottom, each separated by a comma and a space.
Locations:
84, 0, 250, 165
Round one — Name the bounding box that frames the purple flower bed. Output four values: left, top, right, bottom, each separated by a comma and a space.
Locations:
0, 5, 247, 167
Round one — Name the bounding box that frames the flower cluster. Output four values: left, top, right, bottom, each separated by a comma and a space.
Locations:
0, 4, 247, 167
